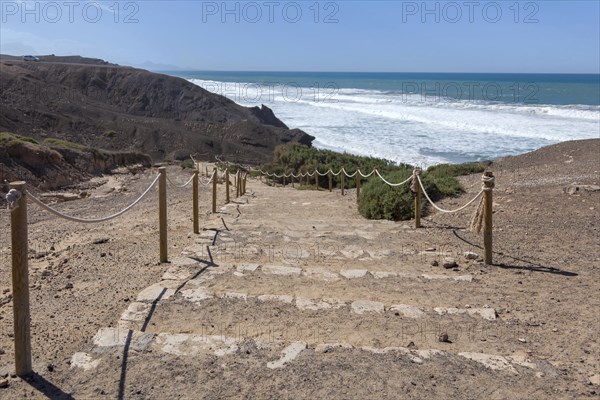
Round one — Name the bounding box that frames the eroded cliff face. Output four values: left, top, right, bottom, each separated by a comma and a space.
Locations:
0, 56, 314, 164
0, 134, 151, 189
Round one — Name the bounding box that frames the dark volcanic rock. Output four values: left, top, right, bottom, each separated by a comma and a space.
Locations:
0, 57, 314, 164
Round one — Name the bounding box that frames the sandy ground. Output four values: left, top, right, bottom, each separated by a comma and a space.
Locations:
0, 140, 598, 399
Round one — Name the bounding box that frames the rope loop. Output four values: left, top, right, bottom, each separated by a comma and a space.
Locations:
6, 189, 21, 210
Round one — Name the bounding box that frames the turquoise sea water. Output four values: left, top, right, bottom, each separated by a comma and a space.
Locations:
165, 70, 600, 165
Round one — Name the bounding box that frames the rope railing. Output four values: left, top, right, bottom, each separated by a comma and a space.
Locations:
257, 166, 495, 265
416, 174, 485, 214
3, 162, 251, 378
258, 167, 413, 187
27, 174, 160, 223
166, 173, 195, 189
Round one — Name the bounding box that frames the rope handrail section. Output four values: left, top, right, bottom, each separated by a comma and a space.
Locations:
342, 168, 358, 178
358, 169, 376, 178
258, 167, 418, 187
374, 169, 413, 187
199, 172, 215, 186
166, 174, 195, 188
416, 175, 484, 214
26, 174, 161, 223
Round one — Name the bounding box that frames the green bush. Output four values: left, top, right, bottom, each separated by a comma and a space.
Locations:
0, 132, 39, 145
261, 142, 487, 221
357, 170, 417, 220
180, 159, 195, 169
44, 138, 88, 151
357, 162, 487, 221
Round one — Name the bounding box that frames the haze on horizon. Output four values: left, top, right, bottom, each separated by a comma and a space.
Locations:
1, 0, 599, 74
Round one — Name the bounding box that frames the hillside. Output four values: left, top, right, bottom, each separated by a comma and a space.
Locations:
0, 56, 314, 163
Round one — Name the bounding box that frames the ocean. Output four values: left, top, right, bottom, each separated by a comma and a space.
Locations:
165, 71, 600, 167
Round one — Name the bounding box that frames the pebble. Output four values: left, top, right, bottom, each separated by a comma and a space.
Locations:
463, 251, 479, 260
431, 260, 439, 267
47, 364, 54, 372
0, 379, 8, 389
65, 283, 74, 289
518, 338, 527, 343
443, 257, 457, 269
438, 333, 450, 343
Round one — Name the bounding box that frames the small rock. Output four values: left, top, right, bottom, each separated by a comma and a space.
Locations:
1, 288, 9, 294
463, 251, 479, 260
100, 253, 106, 257
0, 379, 9, 388
425, 247, 436, 252
552, 328, 558, 332
443, 257, 457, 269
438, 333, 450, 343
65, 283, 74, 289
518, 338, 527, 343
431, 260, 439, 267
47, 364, 54, 372
590, 374, 600, 386
93, 238, 109, 245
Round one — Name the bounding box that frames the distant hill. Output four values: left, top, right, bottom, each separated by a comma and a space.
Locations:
0, 55, 314, 163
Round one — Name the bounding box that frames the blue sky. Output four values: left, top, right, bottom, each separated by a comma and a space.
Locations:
1, 0, 599, 73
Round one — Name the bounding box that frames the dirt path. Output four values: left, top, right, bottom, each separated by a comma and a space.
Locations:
0, 140, 598, 399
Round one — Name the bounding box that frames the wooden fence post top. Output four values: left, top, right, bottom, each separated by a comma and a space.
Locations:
9, 181, 26, 188
482, 171, 495, 189
158, 167, 166, 172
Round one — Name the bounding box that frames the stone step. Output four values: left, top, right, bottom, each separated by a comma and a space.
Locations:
73, 326, 545, 377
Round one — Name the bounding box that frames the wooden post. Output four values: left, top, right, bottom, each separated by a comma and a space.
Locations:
193, 170, 199, 234
236, 171, 240, 198
356, 173, 361, 202
205, 166, 209, 178
291, 174, 295, 188
159, 167, 168, 262
244, 174, 247, 194
225, 169, 230, 204
414, 169, 421, 229
283, 175, 286, 187
212, 168, 217, 213
314, 172, 318, 191
328, 171, 332, 192
9, 181, 32, 376
341, 173, 345, 196
483, 171, 494, 265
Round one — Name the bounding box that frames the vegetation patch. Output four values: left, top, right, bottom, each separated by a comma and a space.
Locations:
260, 143, 486, 221
0, 132, 39, 146
44, 138, 88, 151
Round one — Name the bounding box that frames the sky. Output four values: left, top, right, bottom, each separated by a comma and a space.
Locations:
1, 0, 599, 73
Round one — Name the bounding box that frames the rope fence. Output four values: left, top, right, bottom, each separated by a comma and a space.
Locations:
256, 165, 495, 263
4, 153, 490, 378
3, 161, 249, 376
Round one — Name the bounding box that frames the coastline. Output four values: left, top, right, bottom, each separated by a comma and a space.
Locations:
173, 71, 600, 167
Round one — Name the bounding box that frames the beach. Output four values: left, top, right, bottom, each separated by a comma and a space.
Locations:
0, 139, 598, 399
